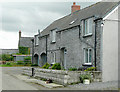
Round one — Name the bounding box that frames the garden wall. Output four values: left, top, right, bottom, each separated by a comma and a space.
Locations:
22, 67, 102, 85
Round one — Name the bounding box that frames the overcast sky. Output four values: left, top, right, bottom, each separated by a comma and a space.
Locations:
0, 1, 97, 49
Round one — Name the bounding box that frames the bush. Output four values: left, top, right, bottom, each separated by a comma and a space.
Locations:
6, 62, 11, 65
24, 57, 31, 65
42, 63, 50, 69
80, 74, 91, 83
51, 63, 61, 70
19, 47, 29, 55
1, 54, 13, 61
31, 64, 38, 66
17, 61, 24, 65
68, 67, 77, 71
84, 67, 96, 71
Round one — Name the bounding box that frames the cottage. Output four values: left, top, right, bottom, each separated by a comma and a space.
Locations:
18, 30, 33, 54
32, 1, 119, 82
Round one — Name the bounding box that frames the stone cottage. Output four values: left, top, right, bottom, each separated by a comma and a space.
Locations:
32, 2, 119, 82
18, 30, 33, 54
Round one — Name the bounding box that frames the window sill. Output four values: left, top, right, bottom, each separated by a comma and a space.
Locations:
35, 45, 39, 47
83, 34, 92, 38
82, 63, 92, 66
51, 41, 56, 44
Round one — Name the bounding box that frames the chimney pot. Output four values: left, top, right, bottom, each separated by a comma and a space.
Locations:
73, 2, 76, 5
71, 2, 80, 13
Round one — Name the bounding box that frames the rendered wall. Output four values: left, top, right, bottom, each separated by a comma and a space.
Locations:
102, 6, 119, 82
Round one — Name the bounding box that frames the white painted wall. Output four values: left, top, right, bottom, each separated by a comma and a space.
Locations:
102, 6, 119, 82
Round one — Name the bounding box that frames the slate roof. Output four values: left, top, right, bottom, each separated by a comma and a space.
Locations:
40, 1, 119, 36
19, 37, 33, 48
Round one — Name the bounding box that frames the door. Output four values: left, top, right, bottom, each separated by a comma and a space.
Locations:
41, 53, 47, 66
60, 48, 67, 69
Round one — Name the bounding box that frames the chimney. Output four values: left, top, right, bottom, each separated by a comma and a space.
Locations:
19, 30, 21, 39
71, 2, 80, 13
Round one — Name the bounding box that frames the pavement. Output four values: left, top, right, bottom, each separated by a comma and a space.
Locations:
16, 74, 64, 88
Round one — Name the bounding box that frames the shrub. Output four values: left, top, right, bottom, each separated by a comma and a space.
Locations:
1, 54, 13, 61
80, 74, 91, 83
68, 67, 77, 71
31, 64, 38, 66
19, 47, 29, 55
51, 63, 61, 70
6, 62, 11, 65
24, 57, 31, 65
84, 67, 96, 71
17, 61, 24, 65
42, 63, 50, 69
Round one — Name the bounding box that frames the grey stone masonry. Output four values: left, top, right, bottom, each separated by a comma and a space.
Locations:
22, 67, 102, 85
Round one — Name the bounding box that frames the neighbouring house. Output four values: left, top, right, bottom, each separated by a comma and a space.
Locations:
32, 1, 119, 82
18, 31, 33, 54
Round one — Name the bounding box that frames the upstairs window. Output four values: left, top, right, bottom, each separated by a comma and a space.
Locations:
83, 18, 93, 36
35, 35, 39, 45
84, 48, 92, 64
51, 29, 57, 43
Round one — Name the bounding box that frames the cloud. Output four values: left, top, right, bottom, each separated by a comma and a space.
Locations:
0, 2, 96, 49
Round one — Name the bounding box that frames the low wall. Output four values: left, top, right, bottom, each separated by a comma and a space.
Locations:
22, 67, 102, 85
1, 49, 19, 54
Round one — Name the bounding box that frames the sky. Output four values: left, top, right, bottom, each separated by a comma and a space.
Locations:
0, 1, 99, 49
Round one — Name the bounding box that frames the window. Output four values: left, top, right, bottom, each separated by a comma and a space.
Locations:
51, 52, 56, 64
35, 35, 39, 45
84, 48, 92, 64
69, 18, 77, 25
51, 29, 57, 43
83, 18, 93, 36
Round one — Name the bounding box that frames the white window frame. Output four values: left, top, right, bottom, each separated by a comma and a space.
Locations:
84, 18, 93, 36
84, 48, 92, 65
35, 35, 39, 46
51, 29, 57, 43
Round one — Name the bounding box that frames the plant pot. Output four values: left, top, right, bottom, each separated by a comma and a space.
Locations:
83, 79, 90, 84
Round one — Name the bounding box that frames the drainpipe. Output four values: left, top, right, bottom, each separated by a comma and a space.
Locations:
94, 21, 97, 70
31, 39, 34, 64
31, 38, 34, 76
94, 17, 103, 71
46, 35, 48, 63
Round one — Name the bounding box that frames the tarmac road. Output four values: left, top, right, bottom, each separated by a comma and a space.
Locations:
1, 67, 38, 90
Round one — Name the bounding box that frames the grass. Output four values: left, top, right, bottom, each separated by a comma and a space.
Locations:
0, 61, 32, 67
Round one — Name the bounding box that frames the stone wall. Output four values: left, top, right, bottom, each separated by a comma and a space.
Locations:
22, 67, 102, 85
1, 49, 19, 54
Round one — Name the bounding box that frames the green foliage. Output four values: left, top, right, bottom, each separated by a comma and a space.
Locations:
68, 67, 77, 71
84, 67, 96, 71
14, 53, 22, 55
19, 47, 29, 55
6, 62, 11, 65
51, 63, 61, 70
17, 61, 24, 65
23, 57, 31, 65
80, 74, 91, 83
24, 57, 31, 61
0, 54, 13, 61
31, 64, 38, 66
42, 63, 50, 69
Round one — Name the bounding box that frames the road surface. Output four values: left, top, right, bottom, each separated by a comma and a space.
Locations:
2, 67, 38, 90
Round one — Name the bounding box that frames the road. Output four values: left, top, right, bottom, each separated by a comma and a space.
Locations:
2, 67, 38, 90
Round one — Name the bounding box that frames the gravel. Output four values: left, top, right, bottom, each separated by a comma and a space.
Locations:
68, 81, 119, 90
